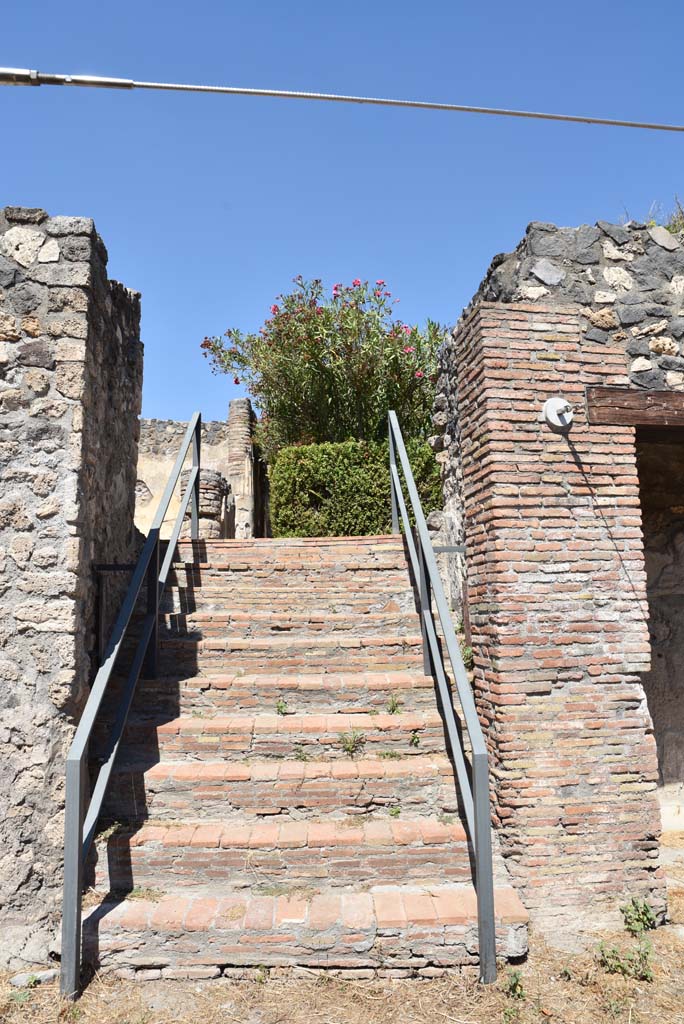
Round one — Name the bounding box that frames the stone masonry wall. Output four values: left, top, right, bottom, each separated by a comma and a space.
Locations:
136, 398, 266, 539
443, 300, 664, 936
226, 397, 257, 539
0, 206, 142, 967
636, 436, 684, 824
136, 419, 232, 538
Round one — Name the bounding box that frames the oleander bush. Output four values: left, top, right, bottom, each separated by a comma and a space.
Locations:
201, 276, 444, 462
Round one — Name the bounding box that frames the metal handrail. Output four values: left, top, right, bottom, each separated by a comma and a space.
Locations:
388, 410, 496, 984
60, 413, 202, 998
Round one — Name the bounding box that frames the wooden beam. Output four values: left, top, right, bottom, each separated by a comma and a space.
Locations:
586, 386, 684, 427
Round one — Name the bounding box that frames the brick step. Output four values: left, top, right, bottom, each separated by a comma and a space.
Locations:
154, 634, 425, 674
161, 587, 412, 607
164, 569, 411, 593
170, 537, 408, 569
104, 754, 458, 822
156, 610, 418, 639
93, 816, 473, 892
113, 711, 445, 762
128, 670, 437, 715
169, 557, 410, 574
174, 536, 402, 548
83, 884, 529, 976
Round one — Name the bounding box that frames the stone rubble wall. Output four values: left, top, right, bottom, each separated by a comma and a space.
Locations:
0, 206, 142, 967
636, 437, 684, 823
136, 399, 267, 539
466, 219, 684, 388
180, 467, 229, 539
226, 397, 257, 539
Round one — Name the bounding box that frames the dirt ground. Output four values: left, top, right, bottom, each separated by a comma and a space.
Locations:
1, 895, 683, 1024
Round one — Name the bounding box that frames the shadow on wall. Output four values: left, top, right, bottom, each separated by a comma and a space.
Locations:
83, 540, 205, 970
636, 430, 684, 820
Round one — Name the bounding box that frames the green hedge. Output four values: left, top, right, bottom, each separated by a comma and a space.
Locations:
269, 439, 442, 538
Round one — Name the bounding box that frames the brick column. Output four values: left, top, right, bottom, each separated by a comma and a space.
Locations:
454, 301, 665, 933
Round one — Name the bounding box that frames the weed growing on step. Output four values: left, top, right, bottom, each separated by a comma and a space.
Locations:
503, 968, 525, 1001
275, 698, 288, 716
339, 730, 366, 758
409, 730, 420, 748
253, 882, 291, 897
386, 695, 403, 715
126, 886, 165, 902
255, 965, 269, 984
603, 996, 630, 1019
293, 745, 310, 761
379, 750, 402, 759
621, 896, 656, 937
597, 940, 654, 982
459, 641, 474, 670
95, 820, 124, 842
388, 806, 401, 818
9, 991, 31, 1006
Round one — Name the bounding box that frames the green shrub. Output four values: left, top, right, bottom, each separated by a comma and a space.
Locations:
620, 896, 656, 938
201, 277, 445, 461
269, 438, 441, 538
597, 940, 653, 982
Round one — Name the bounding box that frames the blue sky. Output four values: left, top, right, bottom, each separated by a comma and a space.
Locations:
3, 1, 683, 421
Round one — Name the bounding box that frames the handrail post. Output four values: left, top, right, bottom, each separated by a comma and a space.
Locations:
388, 408, 497, 984
59, 412, 203, 999
143, 531, 159, 678
388, 415, 399, 534
60, 756, 86, 999
473, 751, 497, 983
191, 414, 201, 542
419, 546, 432, 676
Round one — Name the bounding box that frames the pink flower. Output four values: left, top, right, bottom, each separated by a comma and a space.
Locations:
352, 278, 361, 286
376, 279, 385, 286
403, 325, 412, 335
415, 370, 424, 379
403, 345, 415, 354
384, 290, 391, 297
332, 283, 342, 295
270, 304, 279, 314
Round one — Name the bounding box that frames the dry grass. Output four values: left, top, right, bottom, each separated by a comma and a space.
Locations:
1, 924, 683, 1024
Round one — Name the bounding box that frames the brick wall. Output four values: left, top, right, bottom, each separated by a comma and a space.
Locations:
452, 301, 665, 933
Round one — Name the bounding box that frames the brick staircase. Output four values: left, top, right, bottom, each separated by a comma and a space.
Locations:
85, 536, 527, 980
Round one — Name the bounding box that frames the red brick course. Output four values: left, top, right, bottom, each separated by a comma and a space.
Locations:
104, 753, 458, 821
85, 884, 528, 975
95, 817, 471, 891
